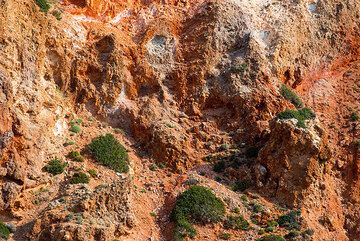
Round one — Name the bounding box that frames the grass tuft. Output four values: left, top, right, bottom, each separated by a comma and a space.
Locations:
277, 108, 316, 128
35, 0, 51, 13
0, 222, 10, 240
280, 85, 303, 108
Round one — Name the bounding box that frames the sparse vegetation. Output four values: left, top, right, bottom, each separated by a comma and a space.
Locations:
219, 232, 231, 240
0, 222, 10, 240
250, 202, 264, 213
87, 133, 129, 173
69, 124, 81, 133
149, 163, 158, 171
231, 63, 248, 73
277, 210, 302, 230
224, 215, 250, 230
267, 220, 279, 228
232, 180, 252, 192
70, 172, 90, 184
52, 10, 62, 20
280, 85, 303, 108
284, 230, 301, 240
35, 0, 51, 13
44, 158, 67, 175
213, 160, 226, 173
67, 151, 84, 162
172, 186, 225, 241
64, 140, 76, 147
350, 111, 359, 121
257, 234, 286, 241
232, 207, 240, 214
88, 169, 97, 178
277, 108, 316, 128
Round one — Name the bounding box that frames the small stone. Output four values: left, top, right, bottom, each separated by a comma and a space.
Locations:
5, 223, 16, 233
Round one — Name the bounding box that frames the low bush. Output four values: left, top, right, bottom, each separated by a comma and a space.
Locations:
267, 220, 279, 227
69, 124, 81, 133
213, 160, 226, 173
0, 222, 10, 240
67, 151, 84, 162
277, 108, 316, 128
219, 232, 231, 240
277, 210, 302, 230
87, 133, 129, 173
70, 172, 90, 184
172, 186, 225, 241
284, 230, 301, 240
224, 215, 250, 230
232, 180, 252, 192
257, 234, 286, 241
88, 169, 97, 178
44, 158, 67, 175
35, 0, 51, 13
280, 85, 304, 108
350, 112, 359, 121
251, 202, 264, 213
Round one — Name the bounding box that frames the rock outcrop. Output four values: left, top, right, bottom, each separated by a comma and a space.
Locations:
31, 178, 134, 241
256, 119, 331, 207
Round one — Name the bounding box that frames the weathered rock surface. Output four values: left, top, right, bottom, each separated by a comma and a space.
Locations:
31, 178, 134, 241
0, 0, 358, 240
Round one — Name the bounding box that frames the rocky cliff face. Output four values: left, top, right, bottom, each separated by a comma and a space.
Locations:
0, 0, 359, 240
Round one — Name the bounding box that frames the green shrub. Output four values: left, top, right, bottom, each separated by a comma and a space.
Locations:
251, 202, 264, 213
284, 230, 301, 240
232, 207, 240, 213
0, 222, 10, 240
87, 134, 129, 173
213, 160, 226, 173
265, 226, 274, 232
149, 163, 158, 171
64, 140, 76, 147
267, 220, 279, 227
277, 108, 316, 128
302, 229, 314, 239
70, 172, 90, 184
44, 158, 67, 175
224, 215, 250, 230
172, 186, 225, 241
257, 234, 286, 241
35, 0, 51, 13
232, 180, 252, 192
88, 169, 97, 178
69, 124, 81, 133
280, 85, 304, 108
67, 151, 84, 162
350, 112, 359, 121
277, 210, 302, 230
219, 232, 231, 240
